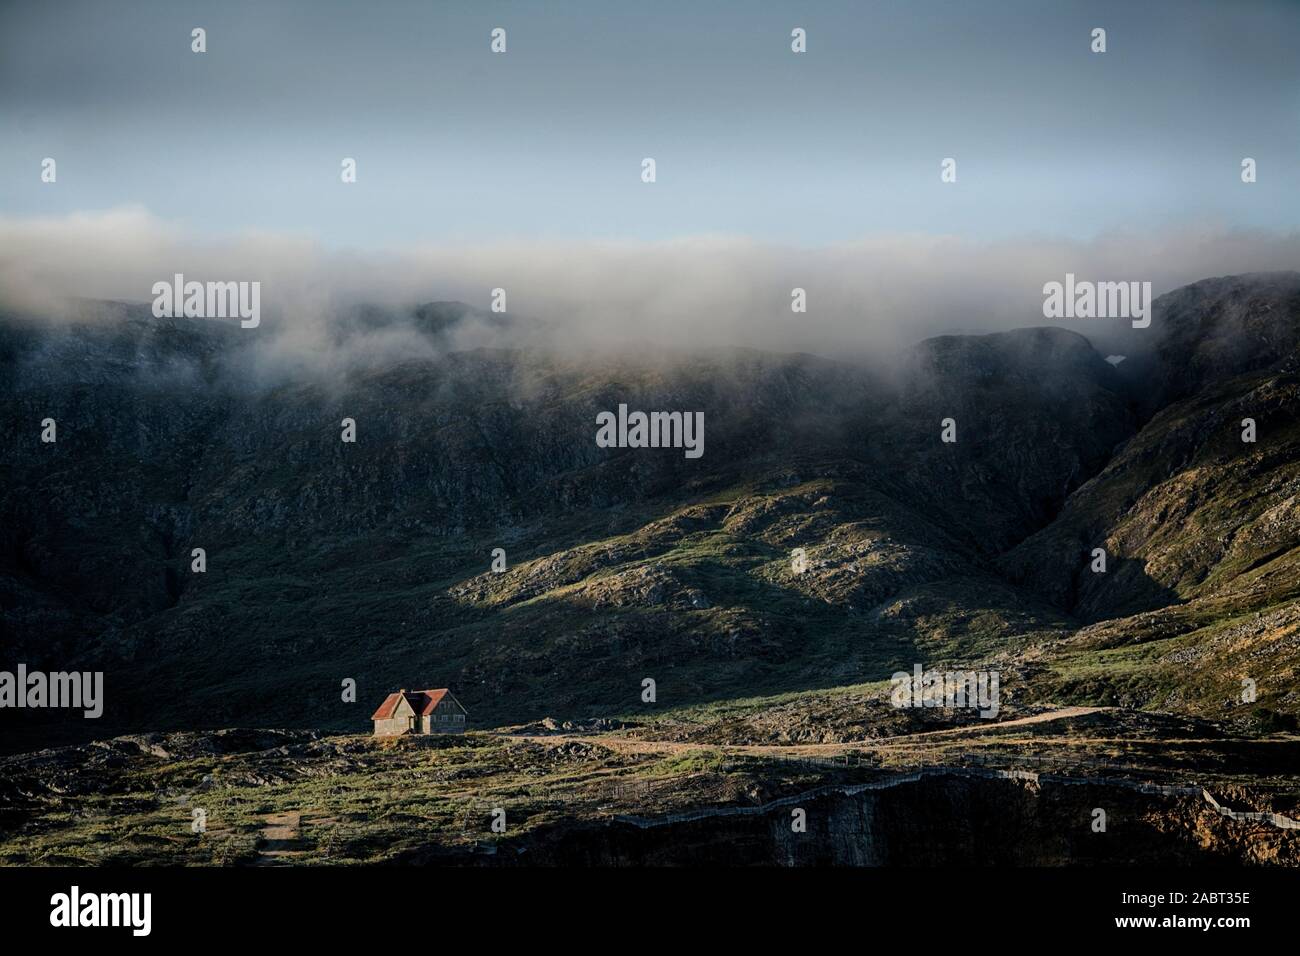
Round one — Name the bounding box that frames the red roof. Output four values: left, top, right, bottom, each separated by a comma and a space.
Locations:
371, 688, 452, 720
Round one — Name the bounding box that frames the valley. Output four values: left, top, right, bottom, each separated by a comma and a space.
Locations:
2, 271, 1299, 863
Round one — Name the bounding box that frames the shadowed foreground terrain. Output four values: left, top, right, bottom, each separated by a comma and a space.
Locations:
2, 707, 1297, 865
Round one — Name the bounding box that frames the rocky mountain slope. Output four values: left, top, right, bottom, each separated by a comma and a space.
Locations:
1, 273, 1298, 749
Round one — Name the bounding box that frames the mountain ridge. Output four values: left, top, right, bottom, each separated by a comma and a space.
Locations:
2, 271, 1298, 749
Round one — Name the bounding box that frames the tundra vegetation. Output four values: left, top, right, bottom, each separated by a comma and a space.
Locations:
2, 273, 1299, 863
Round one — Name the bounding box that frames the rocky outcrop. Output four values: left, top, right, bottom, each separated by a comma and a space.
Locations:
404, 769, 1300, 866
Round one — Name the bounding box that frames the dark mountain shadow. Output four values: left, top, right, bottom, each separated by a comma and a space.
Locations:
1072, 555, 1184, 623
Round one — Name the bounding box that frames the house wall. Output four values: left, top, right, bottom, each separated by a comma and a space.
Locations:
420, 713, 465, 734
373, 717, 410, 736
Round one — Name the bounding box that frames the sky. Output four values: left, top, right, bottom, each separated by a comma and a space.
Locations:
2, 0, 1298, 248
0, 0, 1298, 361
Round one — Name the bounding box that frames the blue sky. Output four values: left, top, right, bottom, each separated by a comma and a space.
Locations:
2, 0, 1298, 249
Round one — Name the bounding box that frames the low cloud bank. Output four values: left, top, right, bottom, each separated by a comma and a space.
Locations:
2, 207, 1298, 376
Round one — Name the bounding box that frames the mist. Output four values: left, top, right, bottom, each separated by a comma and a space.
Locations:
2, 207, 1299, 379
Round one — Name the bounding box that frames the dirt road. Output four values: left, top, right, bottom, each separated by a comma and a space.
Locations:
503, 705, 1111, 759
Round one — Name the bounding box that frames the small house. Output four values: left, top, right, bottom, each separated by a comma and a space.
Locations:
371, 688, 468, 736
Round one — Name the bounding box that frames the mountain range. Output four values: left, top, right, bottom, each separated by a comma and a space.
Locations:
2, 272, 1298, 751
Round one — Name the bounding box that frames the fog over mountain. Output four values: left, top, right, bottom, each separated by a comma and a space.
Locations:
6, 0, 1300, 901
4, 208, 1300, 378
4, 266, 1299, 755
